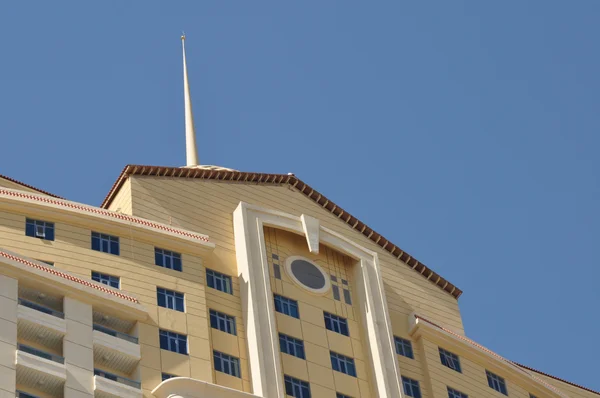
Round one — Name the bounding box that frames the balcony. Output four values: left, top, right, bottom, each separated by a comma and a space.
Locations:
18, 298, 66, 353
16, 344, 66, 397
93, 324, 140, 374
94, 369, 142, 398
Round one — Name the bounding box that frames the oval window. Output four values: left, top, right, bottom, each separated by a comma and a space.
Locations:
285, 256, 330, 294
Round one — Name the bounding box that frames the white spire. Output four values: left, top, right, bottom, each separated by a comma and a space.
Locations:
181, 34, 199, 167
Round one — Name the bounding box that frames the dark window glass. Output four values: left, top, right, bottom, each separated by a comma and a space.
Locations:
336, 394, 352, 398
448, 387, 468, 398
155, 248, 183, 271
439, 348, 461, 372
274, 295, 299, 318
206, 269, 233, 294
209, 309, 236, 335
157, 287, 184, 312
324, 312, 349, 336
402, 377, 422, 398
91, 271, 120, 289
343, 289, 352, 305
330, 351, 356, 377
279, 333, 305, 359
332, 285, 340, 301
25, 218, 54, 241
273, 263, 281, 279
284, 375, 311, 398
159, 330, 187, 354
213, 351, 241, 378
161, 373, 176, 381
394, 337, 414, 359
486, 370, 508, 395
91, 232, 119, 255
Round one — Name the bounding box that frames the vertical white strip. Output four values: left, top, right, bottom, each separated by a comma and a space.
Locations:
182, 35, 199, 167
64, 297, 94, 398
0, 275, 18, 396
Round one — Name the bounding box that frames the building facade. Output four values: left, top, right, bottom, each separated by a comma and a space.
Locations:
0, 38, 597, 398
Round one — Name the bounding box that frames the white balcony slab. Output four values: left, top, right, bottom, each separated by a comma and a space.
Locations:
93, 330, 140, 374
94, 375, 142, 398
16, 350, 66, 397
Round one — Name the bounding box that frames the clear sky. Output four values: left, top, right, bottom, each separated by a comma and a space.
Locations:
1, 1, 599, 391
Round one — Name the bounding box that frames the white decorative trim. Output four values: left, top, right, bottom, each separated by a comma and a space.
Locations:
300, 214, 320, 253
284, 255, 330, 294
233, 202, 403, 398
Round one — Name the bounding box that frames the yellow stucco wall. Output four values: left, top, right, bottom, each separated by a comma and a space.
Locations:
0, 207, 215, 397
119, 176, 465, 336
0, 176, 48, 194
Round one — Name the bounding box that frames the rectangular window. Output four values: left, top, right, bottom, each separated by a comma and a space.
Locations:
279, 333, 305, 359
209, 309, 236, 335
91, 271, 120, 289
25, 218, 54, 241
439, 347, 461, 372
91, 232, 119, 255
448, 387, 468, 398
273, 263, 281, 279
402, 377, 422, 398
486, 370, 508, 395
206, 269, 233, 294
159, 330, 188, 355
330, 351, 357, 377
343, 288, 352, 305
274, 295, 299, 318
332, 285, 340, 301
155, 248, 182, 271
157, 287, 184, 312
213, 350, 241, 378
394, 337, 414, 359
162, 373, 176, 381
324, 312, 349, 336
284, 375, 311, 398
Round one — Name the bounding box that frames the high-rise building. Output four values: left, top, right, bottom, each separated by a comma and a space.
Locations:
0, 37, 595, 398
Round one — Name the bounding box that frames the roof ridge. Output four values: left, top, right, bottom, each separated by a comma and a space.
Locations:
514, 362, 600, 396
0, 173, 63, 199
101, 164, 462, 299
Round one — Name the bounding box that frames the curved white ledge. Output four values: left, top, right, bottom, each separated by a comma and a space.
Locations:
152, 377, 259, 398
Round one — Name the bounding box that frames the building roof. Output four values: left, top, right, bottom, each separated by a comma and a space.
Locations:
414, 314, 600, 396
0, 173, 63, 198
514, 362, 600, 396
101, 164, 463, 299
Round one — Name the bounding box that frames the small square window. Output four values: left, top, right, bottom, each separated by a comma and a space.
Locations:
210, 309, 237, 335
330, 351, 357, 377
274, 295, 299, 318
91, 271, 120, 289
159, 330, 188, 355
279, 333, 305, 359
213, 350, 241, 378
155, 248, 182, 271
402, 377, 422, 398
25, 218, 54, 241
439, 347, 461, 372
284, 375, 311, 398
486, 370, 508, 395
157, 287, 185, 312
324, 312, 349, 336
448, 387, 468, 398
394, 337, 414, 359
206, 269, 233, 294
91, 232, 119, 255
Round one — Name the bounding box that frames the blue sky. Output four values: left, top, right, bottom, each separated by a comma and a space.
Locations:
1, 1, 599, 390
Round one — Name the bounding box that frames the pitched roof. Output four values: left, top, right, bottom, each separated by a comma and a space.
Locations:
0, 173, 63, 199
514, 362, 600, 396
101, 165, 462, 299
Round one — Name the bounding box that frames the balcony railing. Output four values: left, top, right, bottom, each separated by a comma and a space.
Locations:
18, 298, 64, 319
18, 344, 64, 364
93, 324, 138, 344
16, 391, 41, 398
94, 369, 141, 389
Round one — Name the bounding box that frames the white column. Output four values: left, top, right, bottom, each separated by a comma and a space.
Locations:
64, 297, 94, 398
0, 275, 18, 397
